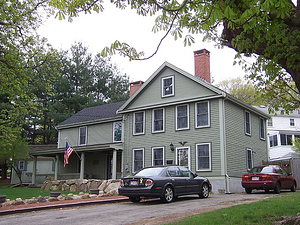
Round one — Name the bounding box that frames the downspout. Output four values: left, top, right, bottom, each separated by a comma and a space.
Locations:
125, 114, 130, 174
219, 97, 230, 194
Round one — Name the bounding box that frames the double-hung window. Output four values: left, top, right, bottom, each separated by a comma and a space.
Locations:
79, 127, 87, 145
290, 119, 295, 126
245, 111, 251, 135
19, 161, 25, 171
246, 149, 254, 170
133, 111, 145, 135
259, 118, 266, 140
152, 108, 165, 133
269, 135, 278, 147
195, 101, 210, 128
196, 143, 211, 171
176, 104, 189, 130
113, 122, 122, 142
162, 76, 174, 97
280, 134, 292, 145
152, 147, 164, 166
133, 149, 144, 172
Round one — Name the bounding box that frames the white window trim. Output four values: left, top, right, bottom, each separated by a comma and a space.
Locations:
18, 160, 25, 171
260, 117, 266, 140
175, 147, 191, 170
113, 122, 122, 143
133, 111, 145, 135
151, 147, 165, 166
195, 101, 210, 128
78, 126, 87, 146
176, 104, 190, 131
196, 143, 212, 172
246, 148, 254, 170
133, 148, 144, 172
290, 118, 295, 127
245, 111, 251, 136
162, 75, 174, 97
152, 108, 165, 133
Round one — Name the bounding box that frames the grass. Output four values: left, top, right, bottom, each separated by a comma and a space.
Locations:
0, 180, 79, 200
170, 192, 300, 225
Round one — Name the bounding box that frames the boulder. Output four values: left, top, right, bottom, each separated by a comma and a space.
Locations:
70, 184, 77, 192
37, 196, 47, 203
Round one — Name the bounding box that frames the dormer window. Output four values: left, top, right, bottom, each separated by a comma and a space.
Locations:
162, 76, 174, 97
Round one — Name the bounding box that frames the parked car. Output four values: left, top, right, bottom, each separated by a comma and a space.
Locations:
119, 166, 212, 203
242, 165, 297, 194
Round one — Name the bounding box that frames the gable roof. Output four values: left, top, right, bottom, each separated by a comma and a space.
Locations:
56, 101, 126, 129
117, 61, 269, 118
118, 61, 225, 113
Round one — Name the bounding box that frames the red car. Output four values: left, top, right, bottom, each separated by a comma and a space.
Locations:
242, 165, 297, 194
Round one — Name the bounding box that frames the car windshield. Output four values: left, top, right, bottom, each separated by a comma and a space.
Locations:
134, 167, 164, 177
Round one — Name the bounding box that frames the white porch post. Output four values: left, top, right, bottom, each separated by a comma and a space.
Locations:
112, 149, 117, 179
31, 156, 37, 185
55, 154, 59, 180
80, 152, 85, 179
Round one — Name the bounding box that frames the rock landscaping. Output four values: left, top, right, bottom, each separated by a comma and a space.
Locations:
0, 179, 120, 209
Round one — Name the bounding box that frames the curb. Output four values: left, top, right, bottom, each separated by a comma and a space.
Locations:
0, 197, 129, 216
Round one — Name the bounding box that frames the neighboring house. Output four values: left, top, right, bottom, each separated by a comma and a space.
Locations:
29, 49, 269, 193
253, 106, 300, 161
11, 157, 55, 185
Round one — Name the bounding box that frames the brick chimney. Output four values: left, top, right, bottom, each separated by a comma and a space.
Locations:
194, 49, 211, 83
129, 81, 144, 97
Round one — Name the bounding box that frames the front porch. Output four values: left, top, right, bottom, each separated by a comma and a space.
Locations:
29, 144, 123, 185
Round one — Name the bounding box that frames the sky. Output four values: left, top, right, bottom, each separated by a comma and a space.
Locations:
38, 3, 247, 84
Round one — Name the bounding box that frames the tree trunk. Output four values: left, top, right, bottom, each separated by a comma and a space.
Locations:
12, 165, 23, 186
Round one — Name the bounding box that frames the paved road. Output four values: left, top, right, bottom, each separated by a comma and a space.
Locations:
0, 191, 289, 225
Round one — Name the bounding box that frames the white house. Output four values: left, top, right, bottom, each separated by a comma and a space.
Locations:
253, 106, 300, 161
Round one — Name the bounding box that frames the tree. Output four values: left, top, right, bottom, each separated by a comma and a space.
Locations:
49, 0, 300, 113
0, 138, 29, 185
216, 77, 264, 105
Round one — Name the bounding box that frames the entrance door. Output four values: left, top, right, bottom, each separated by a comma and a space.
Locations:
176, 147, 190, 169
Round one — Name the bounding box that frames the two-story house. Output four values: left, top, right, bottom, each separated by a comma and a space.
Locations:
29, 49, 269, 193
253, 106, 300, 161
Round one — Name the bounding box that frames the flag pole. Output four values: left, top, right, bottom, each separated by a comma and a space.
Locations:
64, 137, 81, 161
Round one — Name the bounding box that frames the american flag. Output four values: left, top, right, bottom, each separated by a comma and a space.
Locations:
64, 141, 74, 167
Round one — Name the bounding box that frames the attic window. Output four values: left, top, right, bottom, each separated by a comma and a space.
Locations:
162, 76, 174, 97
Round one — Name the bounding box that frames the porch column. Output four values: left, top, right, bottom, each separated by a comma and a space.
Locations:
55, 154, 59, 180
80, 152, 85, 179
31, 156, 37, 185
112, 149, 117, 179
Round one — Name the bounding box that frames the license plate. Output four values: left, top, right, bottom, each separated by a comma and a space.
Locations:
252, 177, 259, 181
130, 180, 138, 186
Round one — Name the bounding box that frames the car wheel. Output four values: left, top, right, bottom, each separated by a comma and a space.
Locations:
291, 182, 296, 192
199, 183, 209, 198
245, 188, 252, 194
274, 182, 281, 194
161, 186, 174, 203
129, 197, 141, 203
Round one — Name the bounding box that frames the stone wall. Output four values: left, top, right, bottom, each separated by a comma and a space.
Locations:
41, 179, 120, 196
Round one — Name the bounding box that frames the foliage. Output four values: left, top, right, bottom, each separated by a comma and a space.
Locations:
48, 0, 300, 113
170, 192, 300, 225
216, 77, 264, 105
292, 138, 300, 153
0, 138, 30, 185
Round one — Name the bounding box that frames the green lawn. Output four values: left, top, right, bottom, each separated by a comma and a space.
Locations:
0, 184, 79, 200
170, 192, 300, 225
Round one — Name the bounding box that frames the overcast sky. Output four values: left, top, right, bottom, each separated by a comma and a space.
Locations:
38, 3, 247, 84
